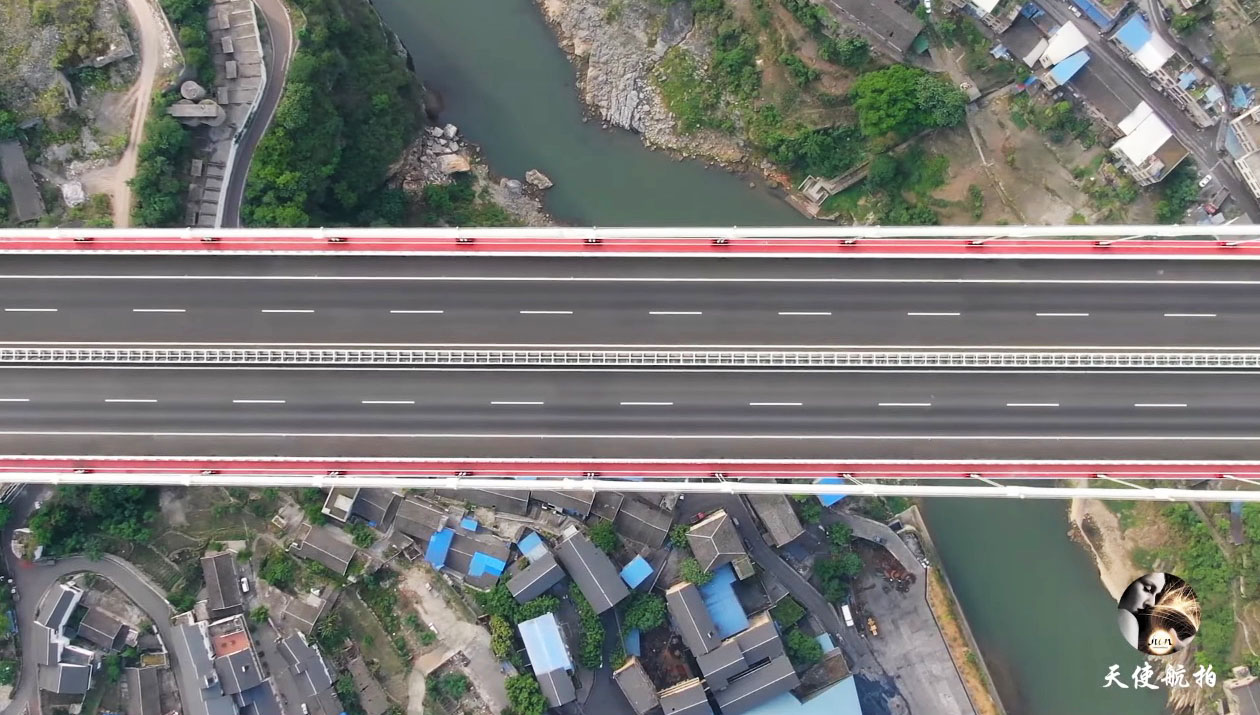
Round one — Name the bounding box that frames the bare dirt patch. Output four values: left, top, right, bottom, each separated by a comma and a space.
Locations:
640, 625, 694, 688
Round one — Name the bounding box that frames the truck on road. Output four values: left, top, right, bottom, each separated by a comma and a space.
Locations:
842, 604, 855, 627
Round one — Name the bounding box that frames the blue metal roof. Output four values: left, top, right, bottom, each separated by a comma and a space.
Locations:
460, 517, 479, 531
518, 613, 573, 673
816, 478, 847, 507
697, 564, 748, 638
619, 556, 653, 588
815, 633, 837, 653
1021, 2, 1046, 17
742, 675, 862, 715
1179, 70, 1197, 89
425, 529, 453, 568
469, 552, 506, 578
1070, 0, 1122, 29
624, 628, 641, 656
1049, 50, 1090, 84
1114, 15, 1150, 53
518, 532, 547, 561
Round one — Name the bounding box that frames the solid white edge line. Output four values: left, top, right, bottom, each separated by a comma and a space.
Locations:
4, 308, 57, 312
0, 430, 1253, 440
0, 274, 1246, 284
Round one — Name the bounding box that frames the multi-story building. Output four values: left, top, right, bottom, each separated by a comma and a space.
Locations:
1110, 15, 1223, 127
1109, 102, 1189, 185
1226, 105, 1260, 200
945, 0, 1024, 33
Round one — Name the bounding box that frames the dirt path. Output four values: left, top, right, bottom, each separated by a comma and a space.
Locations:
107, 0, 168, 227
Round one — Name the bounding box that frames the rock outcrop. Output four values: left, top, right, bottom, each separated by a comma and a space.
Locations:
525, 169, 553, 189
536, 0, 745, 163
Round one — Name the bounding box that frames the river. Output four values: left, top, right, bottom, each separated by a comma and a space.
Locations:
371, 0, 1166, 712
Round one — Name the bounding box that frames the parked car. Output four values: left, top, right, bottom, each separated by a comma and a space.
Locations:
1199, 174, 1215, 188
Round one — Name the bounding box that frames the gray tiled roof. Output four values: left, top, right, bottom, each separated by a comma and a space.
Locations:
437, 488, 530, 515
348, 657, 391, 715
612, 657, 660, 715
1233, 678, 1260, 715
555, 533, 630, 613
614, 498, 673, 548
37, 625, 61, 666
238, 682, 283, 715
279, 633, 333, 698
39, 663, 92, 695
508, 552, 566, 603
666, 583, 719, 656
127, 666, 161, 715
295, 526, 357, 575
696, 641, 746, 691
537, 668, 577, 708
76, 608, 125, 651
733, 612, 784, 666
687, 510, 745, 572
214, 648, 263, 695
532, 490, 595, 518
393, 497, 447, 539
35, 585, 77, 631
202, 552, 243, 614
173, 623, 215, 687
821, 0, 923, 54
659, 678, 712, 715
351, 489, 399, 528
746, 494, 804, 548
712, 655, 800, 715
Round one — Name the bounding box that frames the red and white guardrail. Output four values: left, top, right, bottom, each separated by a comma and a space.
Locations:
0, 227, 1258, 257
3, 457, 1259, 501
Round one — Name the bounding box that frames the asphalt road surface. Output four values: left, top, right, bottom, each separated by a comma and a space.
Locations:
1, 368, 1260, 460
6, 256, 1260, 347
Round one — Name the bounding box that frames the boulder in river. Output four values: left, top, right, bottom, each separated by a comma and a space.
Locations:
525, 169, 553, 190
443, 123, 458, 139
438, 154, 471, 174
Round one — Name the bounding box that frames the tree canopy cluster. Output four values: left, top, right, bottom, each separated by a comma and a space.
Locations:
242, 0, 421, 226
29, 486, 157, 557
622, 592, 667, 631
129, 97, 192, 226
850, 64, 968, 140
505, 674, 548, 715
815, 523, 862, 601
588, 520, 620, 554
1154, 162, 1200, 224
160, 0, 215, 86
679, 557, 714, 586
570, 582, 605, 669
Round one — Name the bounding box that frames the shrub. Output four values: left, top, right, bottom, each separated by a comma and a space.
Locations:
679, 558, 714, 585
588, 520, 619, 554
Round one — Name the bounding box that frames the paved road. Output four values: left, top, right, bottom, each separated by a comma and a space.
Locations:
217, 0, 294, 227
0, 489, 184, 715
1042, 0, 1260, 218
6, 255, 1260, 346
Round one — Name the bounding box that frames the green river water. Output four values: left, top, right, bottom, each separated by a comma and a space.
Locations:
370, 0, 1166, 711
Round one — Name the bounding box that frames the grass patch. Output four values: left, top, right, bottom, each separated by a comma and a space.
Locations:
338, 595, 411, 697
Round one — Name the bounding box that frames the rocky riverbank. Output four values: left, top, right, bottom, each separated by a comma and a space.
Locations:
534, 0, 765, 170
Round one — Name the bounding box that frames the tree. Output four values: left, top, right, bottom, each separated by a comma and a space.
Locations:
1155, 162, 1199, 224
249, 605, 269, 624
623, 593, 667, 631
679, 558, 714, 586
490, 615, 515, 659
475, 584, 519, 623
346, 521, 376, 548
669, 524, 690, 550
28, 486, 157, 556
505, 674, 548, 715
0, 503, 10, 528
429, 673, 470, 701
0, 660, 15, 686
792, 495, 822, 524
103, 653, 124, 683
517, 595, 560, 622
916, 73, 967, 129
259, 549, 297, 592
784, 628, 823, 666
820, 36, 869, 68
826, 523, 853, 551
570, 583, 605, 669
866, 154, 899, 190
815, 551, 863, 601
1171, 12, 1199, 34
771, 597, 806, 627
851, 64, 923, 138
588, 520, 620, 554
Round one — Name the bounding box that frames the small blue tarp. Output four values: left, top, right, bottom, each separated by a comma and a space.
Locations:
469, 552, 507, 578
816, 477, 847, 507
425, 529, 453, 568
620, 556, 653, 588
460, 516, 479, 531
624, 628, 641, 657
1114, 15, 1150, 53
697, 564, 748, 638
518, 531, 547, 561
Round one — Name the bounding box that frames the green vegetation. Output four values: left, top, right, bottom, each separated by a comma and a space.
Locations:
589, 520, 620, 554
1170, 11, 1203, 34
1104, 501, 1138, 531
29, 486, 157, 557
570, 582, 605, 669
1165, 504, 1232, 670
517, 595, 561, 622
427, 672, 470, 701
815, 523, 862, 601
780, 53, 819, 87
967, 184, 984, 220
747, 106, 865, 177
475, 583, 520, 622
818, 36, 869, 68
242, 0, 421, 226
160, 0, 215, 85
249, 605, 269, 623
0, 503, 11, 528
297, 488, 327, 525
129, 99, 192, 227
417, 176, 516, 226
710, 21, 761, 100
784, 627, 823, 666
679, 557, 714, 585
850, 65, 967, 141
792, 494, 822, 524
505, 674, 548, 715
1154, 162, 1199, 224
490, 615, 515, 660
346, 521, 377, 548
314, 610, 351, 653
771, 596, 806, 627
0, 660, 16, 686
0, 181, 10, 224
668, 524, 690, 549
36, 0, 111, 69
622, 592, 667, 631
1010, 94, 1096, 146
259, 549, 298, 592
655, 47, 724, 134
358, 569, 406, 658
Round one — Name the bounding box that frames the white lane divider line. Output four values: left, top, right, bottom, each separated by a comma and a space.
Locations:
361, 400, 416, 405
104, 398, 158, 403
649, 311, 703, 315
906, 312, 961, 317
260, 309, 315, 314
749, 402, 804, 406
1035, 312, 1090, 317
620, 401, 675, 406
4, 308, 57, 312
519, 310, 573, 315
1134, 403, 1188, 408
878, 402, 932, 407
1163, 313, 1217, 318
233, 399, 287, 404
778, 311, 832, 316
491, 401, 545, 406
389, 310, 445, 314
1005, 403, 1060, 407
132, 308, 187, 313
0, 398, 30, 402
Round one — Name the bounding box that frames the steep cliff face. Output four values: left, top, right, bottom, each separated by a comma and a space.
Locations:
537, 0, 745, 162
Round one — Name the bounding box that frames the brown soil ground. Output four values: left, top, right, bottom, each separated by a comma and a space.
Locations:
927, 569, 1003, 715
640, 626, 694, 688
